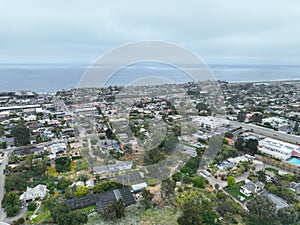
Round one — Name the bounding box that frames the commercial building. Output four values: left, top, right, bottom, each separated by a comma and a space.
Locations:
258, 138, 300, 160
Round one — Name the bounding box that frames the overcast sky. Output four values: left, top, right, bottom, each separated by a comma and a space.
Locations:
1, 0, 300, 65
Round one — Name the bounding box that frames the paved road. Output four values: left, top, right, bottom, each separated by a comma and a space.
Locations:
0, 151, 9, 221
233, 129, 243, 141
3, 207, 27, 224
230, 121, 300, 144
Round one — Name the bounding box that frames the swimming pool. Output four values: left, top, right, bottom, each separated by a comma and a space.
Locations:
286, 157, 300, 167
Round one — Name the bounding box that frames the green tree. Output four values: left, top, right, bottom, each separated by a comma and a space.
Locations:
224, 131, 234, 138
293, 122, 299, 133
257, 170, 266, 182
64, 187, 74, 199
68, 210, 88, 225
161, 178, 175, 198
55, 157, 71, 172
214, 183, 220, 190
227, 176, 236, 187
177, 202, 203, 225
217, 199, 240, 217
2, 192, 21, 217
196, 103, 208, 112
11, 123, 30, 146
141, 188, 154, 209
245, 139, 258, 155
0, 125, 4, 136
235, 137, 244, 151
102, 199, 125, 221
0, 141, 7, 149
237, 111, 246, 122
178, 202, 221, 225
5, 174, 27, 192
193, 177, 205, 189
50, 201, 71, 225
247, 195, 278, 225
50, 200, 87, 225
251, 113, 263, 124
93, 180, 122, 194
27, 201, 37, 211
277, 207, 298, 225
144, 147, 165, 165
172, 172, 182, 182
74, 186, 89, 198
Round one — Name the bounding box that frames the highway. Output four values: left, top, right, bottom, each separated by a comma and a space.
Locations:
230, 121, 300, 145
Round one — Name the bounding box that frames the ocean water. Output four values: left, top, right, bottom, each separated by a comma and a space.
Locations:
0, 63, 300, 92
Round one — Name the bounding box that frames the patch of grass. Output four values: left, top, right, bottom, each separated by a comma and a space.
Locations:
82, 205, 97, 214
265, 167, 278, 173
87, 204, 179, 225
29, 206, 51, 224
75, 159, 88, 172
139, 206, 179, 225
147, 179, 158, 187
181, 141, 196, 148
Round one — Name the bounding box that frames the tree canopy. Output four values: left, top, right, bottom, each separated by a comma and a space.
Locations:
11, 123, 30, 146
93, 180, 122, 194
2, 192, 21, 217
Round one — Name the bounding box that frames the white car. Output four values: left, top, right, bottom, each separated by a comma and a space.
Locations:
200, 170, 211, 177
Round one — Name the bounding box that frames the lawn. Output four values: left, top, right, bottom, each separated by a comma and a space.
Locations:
265, 167, 278, 173
225, 182, 253, 202
28, 205, 51, 224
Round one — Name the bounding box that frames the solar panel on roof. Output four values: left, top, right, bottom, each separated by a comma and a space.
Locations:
65, 187, 136, 212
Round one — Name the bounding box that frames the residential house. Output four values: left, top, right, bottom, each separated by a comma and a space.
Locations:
131, 182, 147, 193
19, 184, 48, 202
65, 187, 135, 212
290, 182, 300, 194
240, 181, 264, 197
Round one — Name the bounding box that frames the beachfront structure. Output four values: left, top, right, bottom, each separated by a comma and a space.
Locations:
258, 138, 300, 160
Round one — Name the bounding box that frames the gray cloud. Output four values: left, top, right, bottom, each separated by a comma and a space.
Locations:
0, 0, 300, 64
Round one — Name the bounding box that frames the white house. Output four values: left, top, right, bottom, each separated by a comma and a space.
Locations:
198, 116, 229, 132
85, 179, 95, 188
49, 142, 67, 159
25, 115, 37, 121
19, 184, 48, 202
262, 117, 288, 128
131, 182, 148, 193
240, 181, 264, 197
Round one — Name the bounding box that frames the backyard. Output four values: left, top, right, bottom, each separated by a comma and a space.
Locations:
225, 182, 253, 202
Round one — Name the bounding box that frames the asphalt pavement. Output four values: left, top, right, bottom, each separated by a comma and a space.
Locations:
230, 121, 300, 144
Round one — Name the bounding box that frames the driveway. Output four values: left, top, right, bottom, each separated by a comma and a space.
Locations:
206, 171, 250, 189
